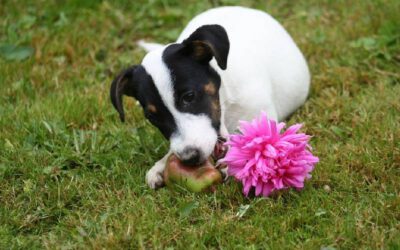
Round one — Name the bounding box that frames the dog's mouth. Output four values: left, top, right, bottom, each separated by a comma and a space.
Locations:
211, 136, 228, 164
176, 136, 227, 167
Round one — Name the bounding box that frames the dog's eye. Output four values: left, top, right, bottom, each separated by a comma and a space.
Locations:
181, 91, 196, 105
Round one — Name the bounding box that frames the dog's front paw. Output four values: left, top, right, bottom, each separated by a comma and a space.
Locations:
146, 165, 165, 189
219, 167, 229, 182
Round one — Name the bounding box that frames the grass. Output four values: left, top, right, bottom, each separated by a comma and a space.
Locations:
0, 0, 399, 249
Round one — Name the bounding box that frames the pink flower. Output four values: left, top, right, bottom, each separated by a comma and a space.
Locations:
221, 112, 319, 197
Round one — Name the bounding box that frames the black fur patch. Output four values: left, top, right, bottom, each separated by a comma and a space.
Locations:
161, 25, 229, 132
163, 43, 222, 131
110, 65, 177, 139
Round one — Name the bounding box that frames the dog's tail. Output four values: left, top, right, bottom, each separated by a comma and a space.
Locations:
137, 40, 164, 52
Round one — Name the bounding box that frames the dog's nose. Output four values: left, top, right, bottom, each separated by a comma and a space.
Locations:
179, 147, 203, 166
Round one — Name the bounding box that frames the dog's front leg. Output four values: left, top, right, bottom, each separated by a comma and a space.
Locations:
146, 151, 171, 189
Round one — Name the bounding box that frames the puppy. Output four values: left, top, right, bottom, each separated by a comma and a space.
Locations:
110, 6, 310, 189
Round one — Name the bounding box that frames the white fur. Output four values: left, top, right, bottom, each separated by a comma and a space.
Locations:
145, 150, 170, 188
170, 114, 217, 160
137, 40, 164, 52
144, 6, 310, 188
177, 7, 310, 131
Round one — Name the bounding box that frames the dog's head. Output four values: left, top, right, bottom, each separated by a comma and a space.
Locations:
110, 25, 229, 166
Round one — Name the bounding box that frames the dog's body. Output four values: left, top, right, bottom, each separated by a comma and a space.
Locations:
110, 7, 310, 189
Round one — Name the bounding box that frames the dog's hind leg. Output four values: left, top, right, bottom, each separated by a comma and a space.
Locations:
137, 40, 164, 52
146, 150, 171, 189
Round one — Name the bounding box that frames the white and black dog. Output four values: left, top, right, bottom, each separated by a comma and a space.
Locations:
110, 7, 310, 189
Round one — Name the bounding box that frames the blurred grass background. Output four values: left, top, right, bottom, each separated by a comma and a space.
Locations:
0, 0, 399, 249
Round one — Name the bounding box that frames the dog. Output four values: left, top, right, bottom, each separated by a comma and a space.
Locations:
110, 6, 310, 189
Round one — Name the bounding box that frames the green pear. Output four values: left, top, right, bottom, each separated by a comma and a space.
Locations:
164, 154, 222, 193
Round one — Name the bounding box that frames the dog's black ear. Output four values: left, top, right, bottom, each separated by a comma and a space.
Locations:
110, 66, 139, 122
182, 24, 230, 70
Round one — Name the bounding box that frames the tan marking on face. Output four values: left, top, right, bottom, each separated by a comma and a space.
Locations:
147, 104, 157, 113
211, 98, 221, 122
204, 82, 216, 95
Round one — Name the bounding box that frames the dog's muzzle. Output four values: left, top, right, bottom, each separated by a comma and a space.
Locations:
177, 136, 228, 167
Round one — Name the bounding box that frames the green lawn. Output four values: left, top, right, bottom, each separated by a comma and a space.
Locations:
1, 0, 399, 249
